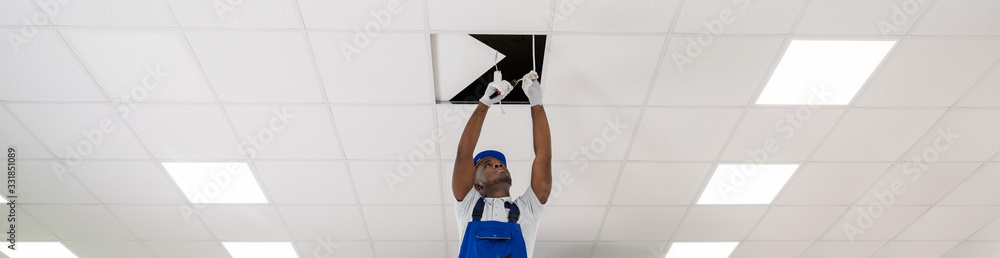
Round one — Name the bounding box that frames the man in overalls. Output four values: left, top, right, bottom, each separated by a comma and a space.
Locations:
453, 71, 551, 258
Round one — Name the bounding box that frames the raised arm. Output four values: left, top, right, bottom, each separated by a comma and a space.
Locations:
523, 71, 552, 204
530, 105, 552, 204
453, 102, 490, 201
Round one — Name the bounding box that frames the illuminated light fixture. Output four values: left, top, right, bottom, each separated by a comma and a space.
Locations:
222, 242, 298, 258
697, 164, 799, 204
756, 40, 896, 105
162, 162, 267, 203
665, 242, 739, 258
0, 242, 77, 258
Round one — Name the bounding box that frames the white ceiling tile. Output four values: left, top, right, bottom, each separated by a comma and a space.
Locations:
14, 208, 59, 241
810, 109, 944, 161
185, 31, 324, 103
224, 105, 342, 159
373, 241, 448, 258
0, 0, 49, 25
855, 39, 1000, 107
747, 206, 847, 240
363, 206, 443, 240
612, 162, 712, 205
970, 217, 1000, 241
721, 108, 845, 162
277, 205, 369, 241
531, 241, 594, 258
143, 241, 230, 258
435, 105, 534, 161
310, 33, 433, 104
545, 161, 620, 205
165, 0, 301, 28
426, 0, 549, 31
124, 104, 243, 159
593, 242, 669, 258
535, 206, 605, 241
551, 0, 679, 33
672, 206, 768, 241
349, 161, 441, 205
448, 240, 460, 257
299, 0, 424, 30
856, 162, 978, 205
546, 107, 641, 161
729, 241, 812, 258
629, 108, 743, 161
197, 205, 292, 241
296, 240, 374, 258
0, 27, 104, 101
823, 206, 929, 241
23, 204, 135, 240
106, 205, 214, 240
871, 241, 959, 258
444, 206, 458, 240
15, 160, 98, 204
73, 160, 186, 204
896, 206, 1000, 240
599, 206, 686, 241
941, 242, 1000, 258
61, 29, 215, 102
7, 103, 149, 159
0, 107, 53, 159
911, 0, 1000, 36
901, 110, 1000, 161
441, 160, 532, 205
958, 64, 1000, 107
543, 35, 665, 105
795, 0, 931, 35
674, 0, 807, 34
331, 105, 437, 160
254, 161, 357, 205
63, 241, 155, 258
48, 0, 176, 27
650, 37, 783, 106
775, 163, 890, 205
799, 241, 887, 258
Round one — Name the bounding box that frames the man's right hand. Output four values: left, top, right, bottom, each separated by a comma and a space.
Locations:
479, 81, 512, 107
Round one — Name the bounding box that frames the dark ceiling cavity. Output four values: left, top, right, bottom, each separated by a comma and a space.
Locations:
449, 34, 547, 104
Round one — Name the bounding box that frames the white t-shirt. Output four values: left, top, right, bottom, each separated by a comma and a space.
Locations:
455, 186, 545, 258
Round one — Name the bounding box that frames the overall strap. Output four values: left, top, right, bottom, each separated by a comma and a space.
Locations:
471, 197, 521, 223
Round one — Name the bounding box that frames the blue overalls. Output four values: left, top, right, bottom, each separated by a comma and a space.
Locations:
457, 197, 528, 258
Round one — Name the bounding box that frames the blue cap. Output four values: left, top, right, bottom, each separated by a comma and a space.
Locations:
473, 150, 506, 166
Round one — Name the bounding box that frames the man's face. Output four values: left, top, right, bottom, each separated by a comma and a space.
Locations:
476, 156, 512, 188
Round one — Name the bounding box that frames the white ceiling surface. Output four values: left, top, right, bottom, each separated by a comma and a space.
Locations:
1, 0, 999, 257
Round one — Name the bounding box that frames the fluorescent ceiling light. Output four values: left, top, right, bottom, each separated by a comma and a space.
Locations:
0, 242, 77, 258
756, 40, 896, 105
162, 162, 268, 203
697, 164, 799, 204
665, 242, 739, 258
223, 242, 298, 258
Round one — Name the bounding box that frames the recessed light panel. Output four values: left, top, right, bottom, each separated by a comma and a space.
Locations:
222, 242, 298, 258
162, 162, 267, 203
665, 242, 739, 258
756, 40, 895, 105
0, 242, 77, 258
698, 164, 799, 204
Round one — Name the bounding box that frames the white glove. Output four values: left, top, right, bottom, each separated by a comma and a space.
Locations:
522, 71, 542, 106
480, 80, 513, 107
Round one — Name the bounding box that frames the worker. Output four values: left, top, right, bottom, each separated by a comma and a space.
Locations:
453, 70, 551, 258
